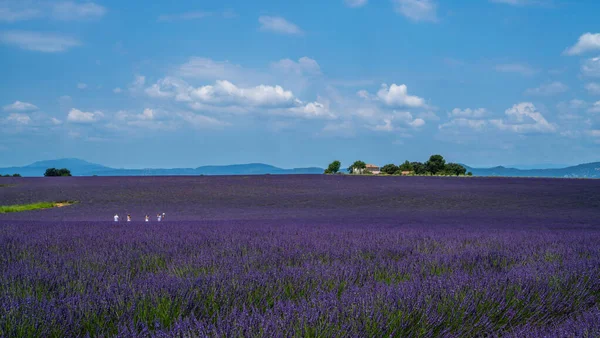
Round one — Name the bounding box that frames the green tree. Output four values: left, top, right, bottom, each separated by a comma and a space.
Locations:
398, 160, 414, 172
445, 163, 467, 176
411, 162, 427, 175
324, 160, 341, 174
12, 173, 21, 177
467, 171, 473, 176
425, 154, 446, 175
44, 168, 72, 177
381, 163, 399, 175
348, 160, 367, 174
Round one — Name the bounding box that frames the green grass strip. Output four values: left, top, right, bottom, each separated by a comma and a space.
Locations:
0, 201, 76, 214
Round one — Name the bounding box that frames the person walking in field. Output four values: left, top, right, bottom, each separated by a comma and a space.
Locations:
114, 214, 119, 222
127, 214, 131, 222
162, 212, 166, 220
145, 215, 149, 222
157, 213, 162, 222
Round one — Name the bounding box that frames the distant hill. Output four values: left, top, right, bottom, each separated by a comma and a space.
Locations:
1, 158, 599, 178
463, 162, 600, 179
0, 159, 324, 177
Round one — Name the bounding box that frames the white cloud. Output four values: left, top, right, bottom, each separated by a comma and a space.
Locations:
495, 63, 536, 76
3, 100, 38, 112
287, 100, 336, 119
564, 33, 600, 56
393, 0, 437, 23
157, 10, 236, 22
258, 16, 303, 35
113, 87, 122, 94
589, 101, 600, 114
375, 83, 426, 108
0, 1, 106, 22
51, 117, 62, 125
557, 99, 588, 119
582, 56, 600, 77
157, 11, 211, 22
490, 102, 556, 133
271, 57, 321, 75
189, 80, 298, 108
129, 75, 146, 93
439, 118, 487, 130
490, 0, 551, 5
67, 108, 103, 123
0, 30, 80, 52
370, 111, 425, 131
345, 0, 368, 8
584, 83, 600, 95
6, 113, 31, 124
524, 81, 568, 96
178, 112, 229, 129
588, 129, 600, 138
449, 108, 487, 118
77, 83, 87, 89
51, 1, 106, 21
177, 57, 247, 81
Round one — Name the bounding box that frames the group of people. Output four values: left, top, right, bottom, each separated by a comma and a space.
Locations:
113, 213, 165, 222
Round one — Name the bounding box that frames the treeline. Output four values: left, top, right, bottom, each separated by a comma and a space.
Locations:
325, 155, 472, 176
44, 168, 72, 177
1, 173, 21, 177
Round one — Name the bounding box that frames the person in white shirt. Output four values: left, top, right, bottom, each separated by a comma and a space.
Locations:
114, 214, 119, 222
127, 214, 131, 222
157, 213, 162, 222
145, 215, 149, 222
162, 212, 166, 221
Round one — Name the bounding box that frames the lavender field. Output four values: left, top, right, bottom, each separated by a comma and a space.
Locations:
1, 175, 599, 337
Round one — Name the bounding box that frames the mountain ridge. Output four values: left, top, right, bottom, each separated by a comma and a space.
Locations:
1, 158, 599, 178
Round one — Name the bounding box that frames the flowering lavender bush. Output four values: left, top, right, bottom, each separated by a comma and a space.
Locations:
1, 176, 599, 337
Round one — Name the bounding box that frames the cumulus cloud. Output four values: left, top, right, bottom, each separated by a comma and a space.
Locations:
0, 1, 106, 22
490, 0, 552, 6
6, 113, 31, 124
287, 100, 336, 119
495, 63, 536, 76
271, 57, 321, 75
490, 102, 556, 133
345, 0, 368, 7
0, 30, 80, 52
564, 33, 600, 56
258, 16, 303, 35
189, 80, 298, 108
584, 83, 600, 95
449, 108, 488, 118
439, 118, 487, 130
67, 108, 103, 123
178, 112, 230, 129
524, 81, 568, 96
374, 83, 426, 108
582, 56, 600, 77
3, 100, 38, 112
393, 0, 437, 23
589, 101, 600, 114
177, 57, 247, 81
370, 111, 425, 132
50, 1, 106, 21
128, 75, 146, 93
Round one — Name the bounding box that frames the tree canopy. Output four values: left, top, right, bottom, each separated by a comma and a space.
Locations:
324, 160, 341, 174
348, 161, 367, 174
44, 168, 72, 177
381, 164, 399, 175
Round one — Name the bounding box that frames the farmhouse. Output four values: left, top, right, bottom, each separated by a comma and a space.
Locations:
365, 164, 380, 175
400, 171, 413, 176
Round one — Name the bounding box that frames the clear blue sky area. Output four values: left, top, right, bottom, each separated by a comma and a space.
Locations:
1, 0, 599, 169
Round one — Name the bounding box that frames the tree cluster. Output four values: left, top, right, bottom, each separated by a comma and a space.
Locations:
324, 155, 472, 176
1, 173, 21, 177
44, 168, 72, 177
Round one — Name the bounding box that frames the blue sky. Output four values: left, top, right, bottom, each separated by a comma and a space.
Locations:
1, 0, 600, 169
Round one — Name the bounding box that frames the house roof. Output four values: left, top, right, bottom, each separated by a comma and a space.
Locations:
366, 164, 379, 168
